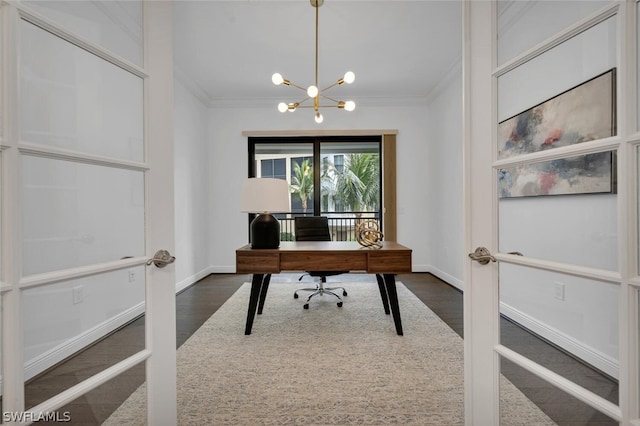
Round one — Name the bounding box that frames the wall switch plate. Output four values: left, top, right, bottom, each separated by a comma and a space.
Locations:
554, 282, 565, 301
128, 270, 136, 283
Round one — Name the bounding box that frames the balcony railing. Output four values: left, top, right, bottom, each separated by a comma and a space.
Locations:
276, 212, 381, 242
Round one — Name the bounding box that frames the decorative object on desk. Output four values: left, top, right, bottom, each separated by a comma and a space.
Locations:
355, 219, 383, 248
240, 178, 290, 249
497, 69, 616, 198
271, 0, 355, 124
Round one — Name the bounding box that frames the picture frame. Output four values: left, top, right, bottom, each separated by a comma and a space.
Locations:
497, 69, 616, 198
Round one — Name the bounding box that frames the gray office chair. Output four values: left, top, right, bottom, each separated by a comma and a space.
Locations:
293, 216, 348, 309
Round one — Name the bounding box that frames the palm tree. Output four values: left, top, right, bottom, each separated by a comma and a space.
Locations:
290, 159, 313, 212
334, 153, 380, 215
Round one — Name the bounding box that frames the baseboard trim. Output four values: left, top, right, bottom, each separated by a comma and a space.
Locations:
176, 266, 215, 293
210, 265, 236, 274
500, 302, 619, 380
425, 265, 464, 292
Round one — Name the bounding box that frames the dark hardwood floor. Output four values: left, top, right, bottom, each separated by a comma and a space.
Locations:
17, 273, 618, 425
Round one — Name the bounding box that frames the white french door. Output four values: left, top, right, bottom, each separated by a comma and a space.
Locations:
464, 1, 639, 425
1, 1, 176, 424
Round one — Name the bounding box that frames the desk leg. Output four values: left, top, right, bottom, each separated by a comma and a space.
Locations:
375, 274, 390, 315
257, 273, 271, 315
245, 273, 264, 335
383, 274, 404, 336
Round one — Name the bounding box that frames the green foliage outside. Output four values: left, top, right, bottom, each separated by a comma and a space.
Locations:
289, 153, 380, 215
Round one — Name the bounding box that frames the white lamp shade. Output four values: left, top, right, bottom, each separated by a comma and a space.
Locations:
240, 178, 290, 213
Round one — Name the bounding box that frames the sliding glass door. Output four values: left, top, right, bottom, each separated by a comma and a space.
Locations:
249, 136, 381, 242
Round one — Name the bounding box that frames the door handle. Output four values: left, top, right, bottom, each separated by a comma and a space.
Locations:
146, 249, 176, 268
468, 246, 496, 265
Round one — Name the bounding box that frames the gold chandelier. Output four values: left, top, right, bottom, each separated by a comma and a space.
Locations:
271, 0, 355, 124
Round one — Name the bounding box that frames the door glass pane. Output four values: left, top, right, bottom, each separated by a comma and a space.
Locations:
23, 268, 145, 410
320, 141, 381, 241
499, 355, 618, 425
497, 1, 609, 66
499, 181, 617, 271
498, 16, 616, 124
500, 263, 619, 399
22, 155, 144, 276
20, 20, 144, 162
46, 371, 146, 425
22, 0, 143, 67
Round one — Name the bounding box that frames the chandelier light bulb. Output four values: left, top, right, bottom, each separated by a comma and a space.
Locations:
307, 85, 318, 98
344, 100, 355, 111
343, 71, 355, 84
272, 73, 284, 85
314, 112, 324, 123
278, 102, 288, 113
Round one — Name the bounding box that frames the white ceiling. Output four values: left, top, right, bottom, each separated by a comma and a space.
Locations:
173, 0, 462, 107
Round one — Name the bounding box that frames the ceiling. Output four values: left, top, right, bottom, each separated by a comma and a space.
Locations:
173, 0, 462, 108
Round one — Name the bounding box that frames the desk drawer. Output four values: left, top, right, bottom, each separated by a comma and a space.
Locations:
367, 251, 412, 273
236, 251, 280, 274
280, 252, 367, 272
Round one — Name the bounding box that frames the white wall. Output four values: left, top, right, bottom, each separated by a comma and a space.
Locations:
174, 78, 213, 291
207, 103, 431, 273
425, 65, 464, 290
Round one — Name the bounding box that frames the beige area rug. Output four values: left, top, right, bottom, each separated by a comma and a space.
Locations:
105, 275, 556, 425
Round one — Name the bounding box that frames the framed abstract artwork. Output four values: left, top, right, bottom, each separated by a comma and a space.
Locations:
497, 69, 616, 198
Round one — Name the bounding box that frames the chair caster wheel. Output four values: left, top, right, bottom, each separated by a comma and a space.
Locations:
343, 290, 348, 296
303, 304, 309, 309
337, 302, 343, 307
294, 293, 299, 299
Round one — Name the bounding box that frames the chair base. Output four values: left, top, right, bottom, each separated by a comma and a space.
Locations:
294, 277, 347, 309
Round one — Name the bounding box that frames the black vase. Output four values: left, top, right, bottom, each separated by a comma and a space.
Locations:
250, 214, 280, 249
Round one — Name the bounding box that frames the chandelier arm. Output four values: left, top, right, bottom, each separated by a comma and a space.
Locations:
286, 81, 310, 92
319, 81, 341, 92
319, 93, 341, 103
295, 104, 339, 109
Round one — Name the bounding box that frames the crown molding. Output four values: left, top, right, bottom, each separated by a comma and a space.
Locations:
424, 58, 462, 104
174, 65, 212, 107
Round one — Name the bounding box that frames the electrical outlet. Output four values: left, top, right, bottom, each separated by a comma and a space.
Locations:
128, 270, 136, 283
72, 286, 84, 304
554, 282, 565, 301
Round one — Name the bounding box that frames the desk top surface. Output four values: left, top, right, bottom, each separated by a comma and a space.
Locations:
236, 241, 411, 253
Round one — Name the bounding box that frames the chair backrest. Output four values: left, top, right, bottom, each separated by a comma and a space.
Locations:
294, 216, 332, 242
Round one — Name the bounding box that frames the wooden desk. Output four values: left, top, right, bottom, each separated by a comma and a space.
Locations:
236, 241, 412, 335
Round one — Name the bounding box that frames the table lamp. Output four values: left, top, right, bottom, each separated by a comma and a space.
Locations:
240, 177, 291, 249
